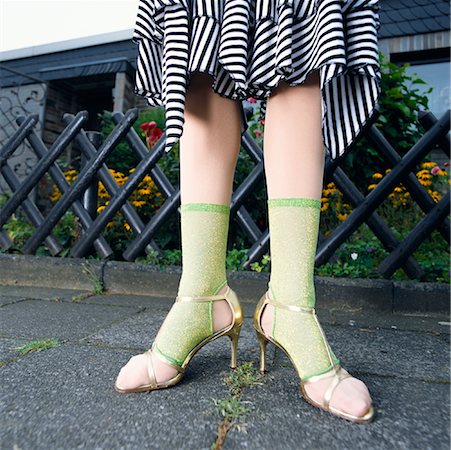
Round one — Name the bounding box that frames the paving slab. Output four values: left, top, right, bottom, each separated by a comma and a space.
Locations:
0, 338, 30, 362
0, 299, 142, 341
84, 293, 174, 310
321, 308, 451, 334
0, 295, 27, 307
225, 367, 450, 450
264, 323, 449, 382
82, 308, 269, 362
0, 344, 230, 450
0, 286, 449, 450
0, 285, 90, 301
83, 311, 450, 383
58, 292, 451, 336
78, 301, 339, 350
82, 309, 167, 350
286, 325, 450, 382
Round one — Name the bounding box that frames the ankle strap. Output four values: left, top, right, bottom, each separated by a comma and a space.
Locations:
176, 285, 231, 303
265, 291, 316, 314
150, 344, 185, 373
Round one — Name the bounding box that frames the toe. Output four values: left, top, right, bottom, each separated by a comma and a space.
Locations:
344, 397, 372, 418
330, 378, 372, 417
115, 354, 150, 390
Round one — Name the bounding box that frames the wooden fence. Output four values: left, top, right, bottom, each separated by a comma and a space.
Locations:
0, 107, 449, 279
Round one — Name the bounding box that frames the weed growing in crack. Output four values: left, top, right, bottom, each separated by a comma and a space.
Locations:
12, 338, 64, 356
211, 361, 263, 450
81, 261, 104, 295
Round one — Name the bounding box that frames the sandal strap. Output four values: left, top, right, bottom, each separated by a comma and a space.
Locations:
261, 289, 338, 375
144, 349, 158, 388
303, 367, 352, 410
151, 343, 185, 374
152, 285, 237, 374
264, 292, 316, 314
176, 285, 231, 303
324, 368, 352, 410
260, 289, 358, 414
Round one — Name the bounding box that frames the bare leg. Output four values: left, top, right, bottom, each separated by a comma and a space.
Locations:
180, 73, 241, 205
261, 72, 372, 417
115, 73, 241, 389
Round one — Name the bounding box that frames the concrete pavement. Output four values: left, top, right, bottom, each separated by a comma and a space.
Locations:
0, 282, 449, 449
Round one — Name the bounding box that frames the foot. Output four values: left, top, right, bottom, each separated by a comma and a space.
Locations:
260, 303, 373, 418
115, 285, 233, 391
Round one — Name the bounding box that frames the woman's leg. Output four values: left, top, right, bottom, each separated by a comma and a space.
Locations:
261, 71, 372, 416
179, 72, 241, 205
116, 73, 242, 388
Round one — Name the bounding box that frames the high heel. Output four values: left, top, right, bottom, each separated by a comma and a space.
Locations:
115, 284, 243, 393
257, 330, 268, 374
227, 325, 241, 369
253, 290, 375, 424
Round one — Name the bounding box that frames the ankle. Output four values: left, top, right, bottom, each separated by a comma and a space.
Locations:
260, 303, 275, 336
177, 282, 233, 332
212, 284, 233, 331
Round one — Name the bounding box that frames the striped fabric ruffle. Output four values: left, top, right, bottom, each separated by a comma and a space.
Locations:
132, 0, 381, 160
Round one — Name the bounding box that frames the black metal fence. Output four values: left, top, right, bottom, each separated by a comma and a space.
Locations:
0, 107, 449, 280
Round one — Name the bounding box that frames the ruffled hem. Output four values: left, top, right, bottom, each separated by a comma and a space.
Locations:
132, 0, 381, 160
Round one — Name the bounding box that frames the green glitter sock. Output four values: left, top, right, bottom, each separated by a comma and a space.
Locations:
177, 202, 230, 297
154, 202, 230, 366
267, 197, 340, 380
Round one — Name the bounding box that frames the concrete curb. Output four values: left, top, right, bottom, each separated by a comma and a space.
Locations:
0, 253, 449, 314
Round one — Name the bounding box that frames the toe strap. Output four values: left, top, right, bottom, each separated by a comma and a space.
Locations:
144, 349, 158, 388
302, 366, 353, 411
323, 367, 352, 410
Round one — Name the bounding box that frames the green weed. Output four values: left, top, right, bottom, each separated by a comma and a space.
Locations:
13, 338, 63, 356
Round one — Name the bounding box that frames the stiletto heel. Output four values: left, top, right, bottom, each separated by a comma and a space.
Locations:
256, 331, 268, 373
228, 325, 241, 369
253, 290, 375, 424
115, 284, 243, 393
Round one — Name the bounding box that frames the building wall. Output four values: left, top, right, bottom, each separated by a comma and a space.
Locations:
0, 82, 46, 196
113, 72, 136, 113
380, 30, 450, 164
380, 31, 450, 56
43, 81, 88, 172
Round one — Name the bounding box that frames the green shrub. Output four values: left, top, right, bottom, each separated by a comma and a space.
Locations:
341, 52, 432, 188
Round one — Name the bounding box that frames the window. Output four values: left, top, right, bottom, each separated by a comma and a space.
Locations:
404, 61, 450, 119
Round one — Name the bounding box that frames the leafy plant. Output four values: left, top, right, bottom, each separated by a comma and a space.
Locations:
226, 248, 249, 271
249, 253, 270, 273
341, 52, 432, 188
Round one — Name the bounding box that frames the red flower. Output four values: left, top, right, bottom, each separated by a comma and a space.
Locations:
140, 121, 162, 148
444, 162, 449, 167
247, 97, 257, 104
147, 127, 163, 148
259, 119, 265, 126
254, 129, 262, 138
140, 121, 157, 133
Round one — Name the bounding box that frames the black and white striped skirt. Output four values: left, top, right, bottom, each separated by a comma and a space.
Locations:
132, 0, 381, 160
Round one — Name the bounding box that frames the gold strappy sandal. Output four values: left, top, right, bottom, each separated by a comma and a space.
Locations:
254, 290, 375, 424
114, 284, 243, 393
